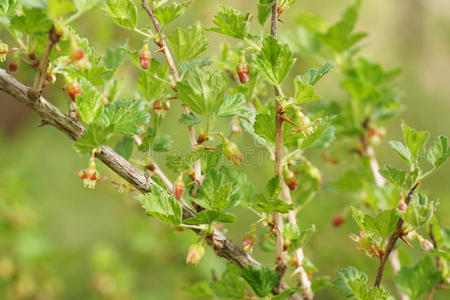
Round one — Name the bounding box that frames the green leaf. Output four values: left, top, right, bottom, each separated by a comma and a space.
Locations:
10, 7, 52, 34
168, 21, 208, 64
137, 59, 171, 102
294, 81, 320, 104
297, 117, 333, 150
284, 223, 316, 251
153, 135, 173, 152
296, 62, 333, 86
47, 0, 76, 19
241, 265, 279, 297
74, 0, 104, 13
179, 112, 201, 126
401, 121, 430, 165
137, 185, 182, 226
253, 35, 296, 85
363, 210, 399, 239
254, 113, 275, 144
208, 6, 251, 39
114, 136, 133, 160
154, 1, 191, 26
183, 281, 214, 300
209, 264, 245, 299
166, 149, 206, 172
184, 210, 236, 225
389, 141, 412, 164
379, 165, 407, 187
103, 0, 137, 30
216, 94, 252, 119
311, 276, 332, 293
271, 287, 302, 300
253, 198, 294, 213
257, 0, 272, 25
74, 124, 113, 153
426, 136, 450, 169
176, 65, 227, 116
103, 47, 123, 75
399, 193, 435, 228
394, 256, 441, 299
266, 175, 282, 199
99, 100, 150, 136
75, 78, 104, 124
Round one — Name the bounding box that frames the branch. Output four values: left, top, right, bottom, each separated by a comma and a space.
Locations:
0, 68, 298, 298
141, 0, 201, 186
271, 0, 287, 283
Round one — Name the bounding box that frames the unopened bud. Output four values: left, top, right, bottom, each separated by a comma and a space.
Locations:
139, 44, 151, 70
242, 232, 256, 253
236, 54, 249, 84
153, 100, 162, 110
332, 214, 346, 227
421, 239, 433, 251
162, 101, 170, 111
398, 202, 407, 211
65, 80, 82, 101
283, 166, 298, 190
186, 244, 204, 266
222, 137, 243, 165
8, 60, 18, 72
197, 134, 209, 145
173, 175, 184, 201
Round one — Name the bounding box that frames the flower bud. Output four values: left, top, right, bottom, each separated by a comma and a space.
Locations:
139, 44, 151, 69
332, 213, 346, 227
421, 239, 433, 251
197, 134, 209, 145
173, 175, 184, 201
153, 100, 162, 110
8, 60, 18, 72
186, 244, 204, 266
242, 232, 256, 253
162, 101, 170, 111
77, 155, 106, 189
283, 166, 298, 190
28, 52, 36, 60
398, 202, 407, 211
359, 235, 372, 250
70, 43, 85, 62
222, 137, 243, 165
236, 54, 249, 84
65, 80, 82, 101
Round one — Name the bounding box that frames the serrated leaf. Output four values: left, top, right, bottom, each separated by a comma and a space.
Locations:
137, 59, 171, 102
103, 0, 137, 30
241, 265, 279, 297
74, 0, 104, 13
10, 7, 52, 34
176, 65, 227, 116
297, 62, 333, 86
184, 210, 236, 225
153, 135, 173, 152
254, 113, 275, 144
216, 93, 252, 119
168, 21, 208, 64
209, 265, 245, 299
294, 81, 321, 104
253, 35, 296, 85
179, 112, 200, 126
208, 6, 251, 39
47, 0, 76, 19
389, 140, 412, 164
103, 47, 123, 75
254, 199, 294, 214
266, 175, 281, 198
114, 136, 133, 160
399, 193, 434, 228
394, 256, 441, 299
75, 78, 104, 124
379, 165, 407, 187
257, 0, 272, 25
99, 100, 150, 136
297, 118, 332, 150
183, 281, 214, 300
426, 135, 450, 169
363, 210, 399, 239
137, 185, 182, 226
401, 121, 430, 165
166, 149, 206, 172
74, 124, 113, 153
154, 1, 191, 26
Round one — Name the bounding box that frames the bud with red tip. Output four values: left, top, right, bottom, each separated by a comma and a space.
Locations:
173, 175, 184, 201
236, 53, 249, 84
70, 40, 85, 62
197, 134, 209, 145
65, 80, 82, 101
139, 43, 151, 70
283, 166, 298, 190
153, 100, 162, 110
186, 244, 204, 266
332, 213, 346, 227
242, 231, 256, 253
398, 202, 407, 211
421, 239, 433, 251
8, 60, 18, 72
222, 137, 243, 165
162, 101, 170, 111
76, 153, 106, 189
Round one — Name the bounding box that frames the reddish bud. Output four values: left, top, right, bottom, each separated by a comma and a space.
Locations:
283, 167, 298, 190
28, 52, 36, 60
162, 101, 170, 111
8, 60, 18, 72
242, 232, 256, 253
398, 202, 407, 211
153, 100, 162, 110
421, 239, 433, 251
236, 61, 250, 84
173, 175, 184, 201
139, 44, 151, 69
186, 244, 204, 266
332, 214, 346, 227
77, 156, 106, 189
222, 137, 243, 165
65, 81, 82, 101
197, 134, 209, 145
71, 48, 84, 61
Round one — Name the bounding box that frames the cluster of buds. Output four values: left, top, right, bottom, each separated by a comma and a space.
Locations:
65, 79, 82, 101
332, 213, 346, 227
77, 152, 106, 189
242, 230, 256, 253
236, 52, 249, 84
222, 136, 243, 165
173, 175, 185, 201
152, 100, 170, 112
186, 244, 205, 266
283, 166, 298, 190
139, 43, 151, 69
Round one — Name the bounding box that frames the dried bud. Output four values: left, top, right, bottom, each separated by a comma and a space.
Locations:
77, 155, 106, 189
283, 166, 298, 190
173, 175, 184, 201
197, 134, 209, 145
236, 61, 250, 84
65, 80, 82, 101
222, 137, 243, 165
398, 202, 407, 211
242, 232, 256, 253
28, 52, 36, 60
186, 244, 204, 266
139, 44, 151, 69
421, 239, 433, 251
332, 214, 346, 227
8, 60, 18, 72
153, 100, 162, 110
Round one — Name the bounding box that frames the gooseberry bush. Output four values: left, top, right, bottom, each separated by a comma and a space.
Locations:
1, 0, 449, 299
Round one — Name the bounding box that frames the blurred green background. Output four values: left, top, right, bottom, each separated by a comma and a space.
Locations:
1, 0, 449, 299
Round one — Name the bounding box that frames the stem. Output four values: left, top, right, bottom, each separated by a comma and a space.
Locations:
270, 0, 287, 284
141, 0, 201, 188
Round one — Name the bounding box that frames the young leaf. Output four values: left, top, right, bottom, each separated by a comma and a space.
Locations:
296, 62, 333, 86
253, 36, 296, 85
47, 0, 76, 19
74, 0, 104, 13
208, 6, 251, 39
137, 59, 171, 102
216, 94, 252, 119
266, 175, 282, 199
379, 165, 407, 187
389, 140, 412, 164
153, 135, 173, 152
398, 193, 434, 228
114, 136, 133, 160
183, 210, 236, 225
176, 65, 227, 116
137, 185, 182, 226
401, 121, 430, 164
394, 256, 441, 299
99, 100, 150, 136
241, 265, 279, 297
75, 78, 104, 124
103, 0, 137, 30
363, 210, 399, 239
209, 265, 245, 299
10, 7, 52, 34
257, 0, 272, 25
103, 47, 124, 75
254, 113, 276, 144
294, 80, 320, 104
168, 21, 208, 64
154, 1, 191, 26
74, 124, 113, 154
179, 112, 201, 126
426, 135, 450, 169
297, 117, 333, 150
